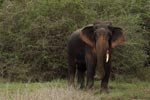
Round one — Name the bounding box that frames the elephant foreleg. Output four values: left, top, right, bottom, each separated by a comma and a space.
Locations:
85, 51, 96, 89
100, 62, 111, 93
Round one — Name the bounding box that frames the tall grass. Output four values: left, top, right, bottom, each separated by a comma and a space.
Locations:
0, 81, 100, 100
0, 87, 100, 100
0, 80, 150, 100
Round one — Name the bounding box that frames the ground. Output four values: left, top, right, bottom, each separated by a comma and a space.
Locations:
0, 80, 150, 100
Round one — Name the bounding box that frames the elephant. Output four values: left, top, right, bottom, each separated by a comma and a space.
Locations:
67, 20, 125, 93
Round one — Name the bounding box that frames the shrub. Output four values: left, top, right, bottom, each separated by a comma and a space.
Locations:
0, 0, 148, 81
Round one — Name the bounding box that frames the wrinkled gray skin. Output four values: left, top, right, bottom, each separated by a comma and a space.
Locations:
67, 21, 125, 93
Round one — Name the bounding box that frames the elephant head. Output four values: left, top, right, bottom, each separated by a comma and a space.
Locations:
79, 20, 125, 79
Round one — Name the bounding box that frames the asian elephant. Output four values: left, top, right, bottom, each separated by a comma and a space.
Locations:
67, 20, 125, 93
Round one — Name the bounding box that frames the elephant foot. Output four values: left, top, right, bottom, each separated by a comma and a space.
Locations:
100, 82, 109, 94
100, 88, 110, 94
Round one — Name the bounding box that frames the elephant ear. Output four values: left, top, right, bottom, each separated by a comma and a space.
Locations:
111, 27, 125, 48
80, 24, 95, 47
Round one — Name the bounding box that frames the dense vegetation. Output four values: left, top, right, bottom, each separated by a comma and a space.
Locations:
0, 0, 150, 82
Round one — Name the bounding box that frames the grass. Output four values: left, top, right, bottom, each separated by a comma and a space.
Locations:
0, 80, 150, 100
100, 81, 150, 100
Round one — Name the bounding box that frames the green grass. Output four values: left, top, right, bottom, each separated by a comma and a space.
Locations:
0, 80, 150, 100
100, 81, 150, 100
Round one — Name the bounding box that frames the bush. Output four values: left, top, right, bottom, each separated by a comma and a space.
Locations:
0, 0, 97, 81
136, 67, 150, 81
0, 0, 149, 81
86, 0, 147, 76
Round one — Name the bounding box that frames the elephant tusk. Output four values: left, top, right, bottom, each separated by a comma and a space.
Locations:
106, 50, 109, 63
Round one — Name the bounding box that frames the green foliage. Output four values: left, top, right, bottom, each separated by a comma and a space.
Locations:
0, 0, 96, 81
136, 67, 150, 81
0, 0, 149, 81
0, 0, 4, 7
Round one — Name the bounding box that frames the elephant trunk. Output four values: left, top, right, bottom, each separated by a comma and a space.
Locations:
95, 37, 109, 80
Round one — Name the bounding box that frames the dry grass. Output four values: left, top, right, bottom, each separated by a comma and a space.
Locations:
0, 87, 100, 100
0, 80, 150, 100
0, 81, 100, 100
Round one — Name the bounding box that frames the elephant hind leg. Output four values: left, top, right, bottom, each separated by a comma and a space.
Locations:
77, 63, 86, 89
68, 57, 76, 87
